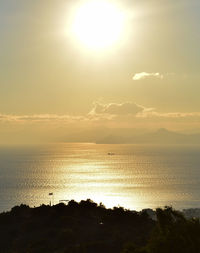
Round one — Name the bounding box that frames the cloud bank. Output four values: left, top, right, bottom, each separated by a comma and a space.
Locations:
1, 101, 200, 132
89, 102, 145, 116
0, 113, 85, 123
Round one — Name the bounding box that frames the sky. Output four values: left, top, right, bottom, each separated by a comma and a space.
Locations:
0, 0, 200, 144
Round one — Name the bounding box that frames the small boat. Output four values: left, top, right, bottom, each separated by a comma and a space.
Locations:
108, 152, 115, 155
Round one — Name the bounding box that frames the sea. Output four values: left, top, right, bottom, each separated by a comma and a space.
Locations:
0, 143, 200, 212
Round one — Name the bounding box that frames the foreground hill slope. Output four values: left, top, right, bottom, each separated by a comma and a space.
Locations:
1, 200, 200, 253
0, 200, 154, 253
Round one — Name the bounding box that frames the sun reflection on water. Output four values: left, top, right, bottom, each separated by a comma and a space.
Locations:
47, 161, 160, 210
1, 143, 200, 212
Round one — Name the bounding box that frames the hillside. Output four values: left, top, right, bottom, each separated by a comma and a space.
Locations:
0, 200, 154, 253
1, 200, 200, 253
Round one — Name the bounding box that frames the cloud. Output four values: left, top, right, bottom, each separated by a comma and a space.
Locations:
133, 72, 163, 81
1, 102, 200, 128
89, 102, 146, 116
138, 111, 200, 119
0, 113, 85, 123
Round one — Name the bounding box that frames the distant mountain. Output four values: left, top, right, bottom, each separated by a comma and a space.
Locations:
61, 127, 147, 143
97, 128, 200, 144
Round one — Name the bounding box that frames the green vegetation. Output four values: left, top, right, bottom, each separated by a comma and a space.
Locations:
0, 200, 199, 253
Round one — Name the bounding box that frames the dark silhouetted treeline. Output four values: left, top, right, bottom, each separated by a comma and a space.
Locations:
0, 200, 200, 253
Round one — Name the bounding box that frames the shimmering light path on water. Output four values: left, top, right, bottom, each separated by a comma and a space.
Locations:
0, 143, 200, 212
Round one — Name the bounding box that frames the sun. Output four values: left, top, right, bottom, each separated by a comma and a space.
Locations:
70, 0, 126, 50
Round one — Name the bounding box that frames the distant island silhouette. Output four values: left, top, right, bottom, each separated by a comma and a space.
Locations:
1, 199, 200, 253
96, 128, 200, 144
61, 128, 200, 145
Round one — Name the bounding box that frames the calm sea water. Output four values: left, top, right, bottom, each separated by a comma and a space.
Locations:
0, 143, 200, 212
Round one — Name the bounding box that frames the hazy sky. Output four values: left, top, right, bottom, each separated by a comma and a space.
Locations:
0, 0, 200, 143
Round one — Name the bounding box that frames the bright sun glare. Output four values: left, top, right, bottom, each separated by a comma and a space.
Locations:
70, 0, 126, 50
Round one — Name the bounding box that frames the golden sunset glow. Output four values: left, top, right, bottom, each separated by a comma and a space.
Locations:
1, 0, 200, 216
70, 0, 126, 50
